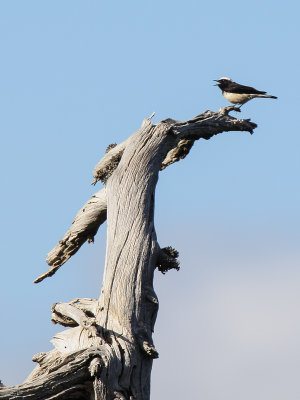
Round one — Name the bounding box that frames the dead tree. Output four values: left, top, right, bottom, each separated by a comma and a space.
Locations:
0, 107, 257, 400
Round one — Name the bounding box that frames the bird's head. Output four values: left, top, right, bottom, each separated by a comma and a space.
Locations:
213, 77, 233, 89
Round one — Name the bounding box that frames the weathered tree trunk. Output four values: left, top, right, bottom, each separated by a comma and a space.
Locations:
95, 118, 171, 399
0, 107, 256, 399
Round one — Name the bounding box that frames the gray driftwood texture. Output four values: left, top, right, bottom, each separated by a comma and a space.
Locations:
0, 107, 256, 399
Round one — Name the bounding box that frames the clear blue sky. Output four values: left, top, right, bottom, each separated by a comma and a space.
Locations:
0, 1, 299, 399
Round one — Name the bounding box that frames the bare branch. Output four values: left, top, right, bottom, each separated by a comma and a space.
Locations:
174, 106, 256, 140
0, 347, 101, 400
93, 106, 256, 180
161, 106, 256, 169
34, 187, 107, 283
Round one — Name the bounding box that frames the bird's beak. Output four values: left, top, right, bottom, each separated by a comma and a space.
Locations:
213, 79, 219, 86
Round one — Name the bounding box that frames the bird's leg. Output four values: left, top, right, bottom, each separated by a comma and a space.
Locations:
228, 104, 242, 112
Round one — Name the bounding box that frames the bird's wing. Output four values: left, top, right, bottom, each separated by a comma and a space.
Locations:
229, 82, 266, 95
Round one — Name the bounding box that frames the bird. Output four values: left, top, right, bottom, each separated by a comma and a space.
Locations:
214, 77, 277, 107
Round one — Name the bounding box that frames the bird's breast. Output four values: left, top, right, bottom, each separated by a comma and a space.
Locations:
222, 91, 251, 104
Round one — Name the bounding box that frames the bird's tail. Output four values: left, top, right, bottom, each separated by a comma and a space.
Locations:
257, 94, 278, 99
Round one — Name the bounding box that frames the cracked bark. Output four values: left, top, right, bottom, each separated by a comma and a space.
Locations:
0, 107, 256, 399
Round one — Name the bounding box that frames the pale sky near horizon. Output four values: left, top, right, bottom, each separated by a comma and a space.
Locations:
0, 1, 299, 399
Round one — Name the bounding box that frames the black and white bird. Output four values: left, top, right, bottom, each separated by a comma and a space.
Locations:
214, 77, 277, 107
